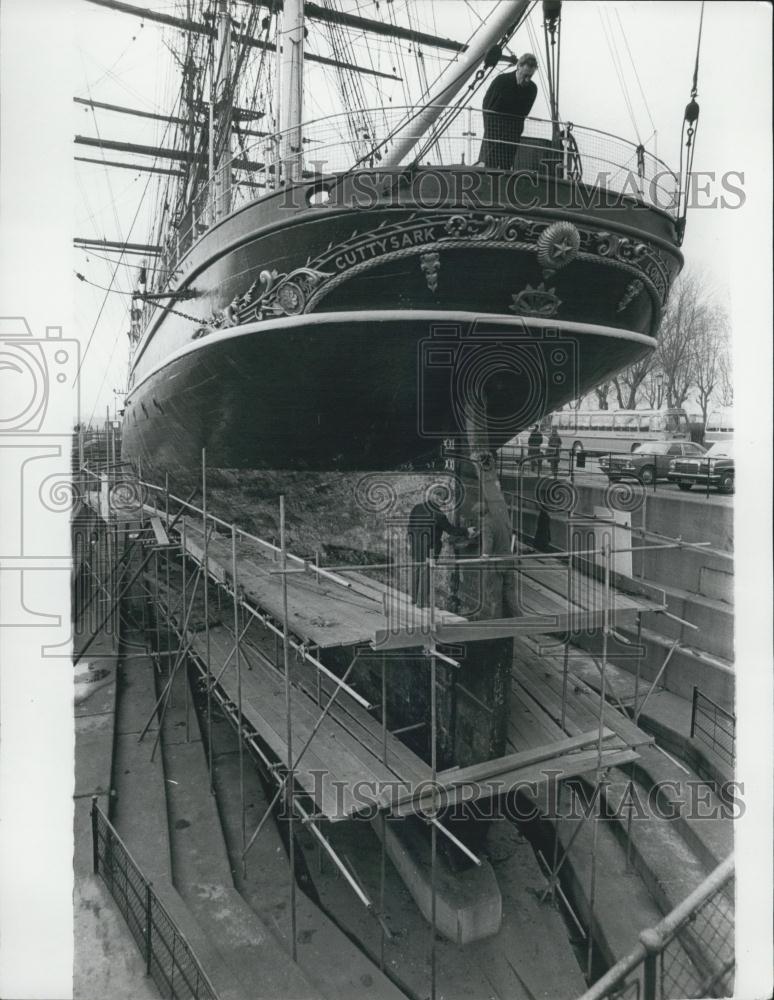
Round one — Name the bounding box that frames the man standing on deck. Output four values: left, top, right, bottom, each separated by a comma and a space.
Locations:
408, 493, 468, 607
476, 53, 539, 170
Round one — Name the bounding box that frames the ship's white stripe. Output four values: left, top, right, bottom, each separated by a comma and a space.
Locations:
126, 310, 657, 402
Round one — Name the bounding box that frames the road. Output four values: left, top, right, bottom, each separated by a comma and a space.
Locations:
499, 456, 734, 507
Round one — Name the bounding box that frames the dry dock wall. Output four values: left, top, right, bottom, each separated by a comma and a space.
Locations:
505, 476, 733, 608
503, 475, 734, 706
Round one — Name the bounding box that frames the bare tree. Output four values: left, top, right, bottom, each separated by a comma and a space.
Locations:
656, 269, 710, 409
612, 353, 657, 409
693, 304, 730, 424
717, 342, 734, 407
593, 382, 612, 409
639, 368, 666, 408
568, 393, 588, 410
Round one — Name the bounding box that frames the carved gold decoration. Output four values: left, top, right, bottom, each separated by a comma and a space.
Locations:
420, 251, 441, 292
209, 266, 332, 328
536, 220, 581, 273
617, 278, 644, 313
305, 212, 676, 309
202, 210, 679, 335
509, 282, 562, 317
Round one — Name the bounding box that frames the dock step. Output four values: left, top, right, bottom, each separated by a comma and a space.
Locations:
112, 643, 173, 883
205, 688, 409, 1000
373, 815, 503, 945
159, 659, 323, 1000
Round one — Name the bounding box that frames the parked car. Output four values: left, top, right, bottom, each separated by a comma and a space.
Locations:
599, 440, 707, 484
667, 440, 734, 493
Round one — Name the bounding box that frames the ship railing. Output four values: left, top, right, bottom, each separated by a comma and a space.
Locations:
158, 107, 678, 277
575, 854, 734, 1000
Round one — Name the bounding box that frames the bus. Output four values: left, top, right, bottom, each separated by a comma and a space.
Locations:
509, 407, 690, 457
704, 407, 734, 443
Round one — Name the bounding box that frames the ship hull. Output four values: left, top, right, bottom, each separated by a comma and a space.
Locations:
123, 168, 681, 472
123, 310, 654, 472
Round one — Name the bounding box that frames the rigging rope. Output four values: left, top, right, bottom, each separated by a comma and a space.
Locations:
409, 1, 536, 169
690, 0, 705, 99
597, 4, 641, 145
524, 15, 550, 119
77, 26, 191, 423
676, 0, 705, 242
343, 0, 529, 173
614, 8, 655, 135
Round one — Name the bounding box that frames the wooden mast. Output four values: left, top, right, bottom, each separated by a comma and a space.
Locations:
212, 0, 232, 220
277, 0, 304, 183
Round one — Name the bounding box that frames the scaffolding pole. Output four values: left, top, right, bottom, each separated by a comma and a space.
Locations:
380, 650, 388, 972
99, 463, 693, 990
165, 472, 172, 678
175, 621, 388, 925
137, 556, 205, 748
280, 496, 298, 961
74, 490, 194, 665
241, 646, 364, 860
202, 449, 214, 791
429, 555, 438, 1000
232, 526, 246, 873
182, 518, 191, 742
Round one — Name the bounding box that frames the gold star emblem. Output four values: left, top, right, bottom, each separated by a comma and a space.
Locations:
550, 238, 575, 260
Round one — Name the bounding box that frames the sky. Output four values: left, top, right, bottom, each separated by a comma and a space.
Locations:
0, 3, 772, 998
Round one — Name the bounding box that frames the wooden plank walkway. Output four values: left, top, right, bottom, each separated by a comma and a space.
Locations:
179, 616, 643, 822
512, 541, 666, 620
141, 507, 660, 824
509, 636, 654, 754
135, 504, 665, 653
180, 519, 465, 650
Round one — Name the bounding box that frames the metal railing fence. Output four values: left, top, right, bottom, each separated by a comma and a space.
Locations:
577, 855, 734, 1000
91, 799, 218, 1000
148, 106, 678, 288
690, 687, 736, 767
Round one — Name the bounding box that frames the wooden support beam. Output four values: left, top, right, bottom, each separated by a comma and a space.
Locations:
85, 0, 401, 80
246, 0, 518, 61
74, 96, 269, 138
437, 729, 615, 787
303, 1, 465, 53
390, 730, 618, 812
75, 155, 185, 177
391, 747, 638, 817
74, 95, 193, 127
74, 237, 163, 255
74, 134, 264, 171
149, 516, 169, 546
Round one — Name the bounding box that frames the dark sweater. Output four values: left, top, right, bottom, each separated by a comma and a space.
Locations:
478, 72, 538, 169
482, 72, 538, 120
407, 501, 466, 558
